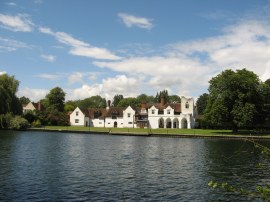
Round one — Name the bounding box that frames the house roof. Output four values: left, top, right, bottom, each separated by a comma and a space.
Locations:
83, 107, 126, 118
145, 103, 182, 113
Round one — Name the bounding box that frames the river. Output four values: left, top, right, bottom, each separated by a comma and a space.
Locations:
0, 130, 269, 201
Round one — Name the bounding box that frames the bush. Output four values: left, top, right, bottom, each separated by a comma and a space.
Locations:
32, 119, 42, 128
0, 113, 13, 129
9, 116, 30, 130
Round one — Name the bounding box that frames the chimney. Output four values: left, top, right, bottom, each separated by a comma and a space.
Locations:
141, 101, 146, 109
160, 96, 165, 106
106, 100, 111, 110
38, 101, 42, 111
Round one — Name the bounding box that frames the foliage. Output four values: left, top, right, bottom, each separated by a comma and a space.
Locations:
117, 97, 140, 108
45, 87, 66, 112
0, 113, 13, 129
168, 95, 181, 103
77, 95, 106, 109
19, 96, 30, 105
204, 69, 266, 132
112, 94, 124, 107
155, 90, 169, 103
45, 109, 69, 126
64, 102, 76, 112
0, 74, 22, 115
32, 119, 42, 128
137, 94, 155, 104
9, 116, 30, 130
196, 93, 209, 115
23, 111, 37, 124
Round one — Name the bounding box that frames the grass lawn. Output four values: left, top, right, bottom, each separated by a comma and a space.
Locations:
38, 126, 270, 137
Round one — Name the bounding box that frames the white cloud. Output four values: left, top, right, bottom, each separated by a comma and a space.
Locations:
0, 13, 34, 32
6, 2, 16, 6
118, 13, 153, 30
0, 37, 30, 52
68, 72, 83, 84
65, 75, 141, 100
94, 20, 270, 96
35, 73, 61, 80
40, 54, 56, 62
39, 26, 121, 60
17, 87, 48, 102
0, 71, 6, 75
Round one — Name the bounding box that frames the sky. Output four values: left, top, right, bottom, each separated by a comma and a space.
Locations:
1, 0, 270, 102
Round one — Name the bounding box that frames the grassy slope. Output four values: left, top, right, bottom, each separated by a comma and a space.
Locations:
39, 126, 270, 137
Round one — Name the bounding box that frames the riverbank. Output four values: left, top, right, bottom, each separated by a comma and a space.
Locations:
28, 126, 270, 140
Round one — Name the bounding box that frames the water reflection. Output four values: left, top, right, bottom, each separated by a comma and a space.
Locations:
0, 131, 269, 201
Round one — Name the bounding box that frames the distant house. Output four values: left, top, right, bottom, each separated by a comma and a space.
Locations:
69, 96, 195, 129
22, 102, 42, 113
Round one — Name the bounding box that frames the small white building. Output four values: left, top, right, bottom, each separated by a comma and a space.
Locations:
23, 102, 42, 113
69, 96, 195, 129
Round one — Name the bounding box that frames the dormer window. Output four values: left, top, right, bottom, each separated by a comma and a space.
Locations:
185, 102, 189, 109
76, 111, 79, 116
128, 113, 131, 118
167, 110, 170, 114
152, 110, 155, 114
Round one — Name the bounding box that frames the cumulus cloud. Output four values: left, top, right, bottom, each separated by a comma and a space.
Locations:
40, 54, 56, 62
93, 20, 270, 96
65, 75, 141, 100
0, 13, 34, 32
0, 71, 7, 75
17, 87, 48, 102
118, 13, 153, 29
39, 26, 121, 60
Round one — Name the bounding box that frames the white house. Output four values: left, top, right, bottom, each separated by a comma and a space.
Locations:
69, 96, 195, 129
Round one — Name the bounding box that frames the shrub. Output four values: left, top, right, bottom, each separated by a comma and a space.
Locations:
32, 119, 42, 128
9, 116, 30, 130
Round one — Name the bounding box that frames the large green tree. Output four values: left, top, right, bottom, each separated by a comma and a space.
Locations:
196, 93, 209, 115
117, 97, 140, 108
0, 74, 22, 115
204, 69, 266, 132
19, 96, 30, 105
77, 95, 106, 109
45, 87, 66, 112
112, 94, 124, 107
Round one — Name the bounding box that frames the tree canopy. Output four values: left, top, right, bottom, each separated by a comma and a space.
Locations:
196, 93, 209, 115
0, 74, 22, 115
112, 94, 123, 107
45, 87, 66, 112
204, 69, 266, 132
77, 95, 106, 109
117, 97, 140, 108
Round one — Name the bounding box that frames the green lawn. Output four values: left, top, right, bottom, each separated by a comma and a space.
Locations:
37, 126, 270, 137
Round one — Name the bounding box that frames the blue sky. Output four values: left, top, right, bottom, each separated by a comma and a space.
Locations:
1, 0, 270, 101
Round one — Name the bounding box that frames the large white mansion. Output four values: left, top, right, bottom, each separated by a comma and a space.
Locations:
69, 96, 196, 129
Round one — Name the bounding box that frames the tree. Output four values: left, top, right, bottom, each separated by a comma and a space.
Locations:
112, 94, 123, 107
19, 96, 30, 105
168, 95, 181, 103
196, 93, 209, 115
155, 90, 169, 103
0, 74, 22, 115
137, 94, 155, 104
77, 95, 106, 109
117, 97, 140, 108
204, 69, 266, 132
45, 87, 66, 112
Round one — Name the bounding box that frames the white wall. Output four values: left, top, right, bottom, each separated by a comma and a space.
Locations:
181, 96, 194, 115
70, 107, 86, 126
123, 106, 135, 128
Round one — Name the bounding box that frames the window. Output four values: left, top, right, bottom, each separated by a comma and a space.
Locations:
128, 122, 132, 124
167, 110, 170, 114
76, 111, 79, 116
128, 113, 131, 118
99, 122, 102, 124
75, 119, 79, 123
152, 110, 155, 114
185, 102, 189, 109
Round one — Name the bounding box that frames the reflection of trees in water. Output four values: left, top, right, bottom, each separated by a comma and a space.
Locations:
205, 139, 270, 200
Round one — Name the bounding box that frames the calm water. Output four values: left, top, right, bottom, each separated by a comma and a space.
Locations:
0, 131, 269, 201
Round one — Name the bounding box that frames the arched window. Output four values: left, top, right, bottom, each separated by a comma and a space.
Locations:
185, 102, 189, 109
